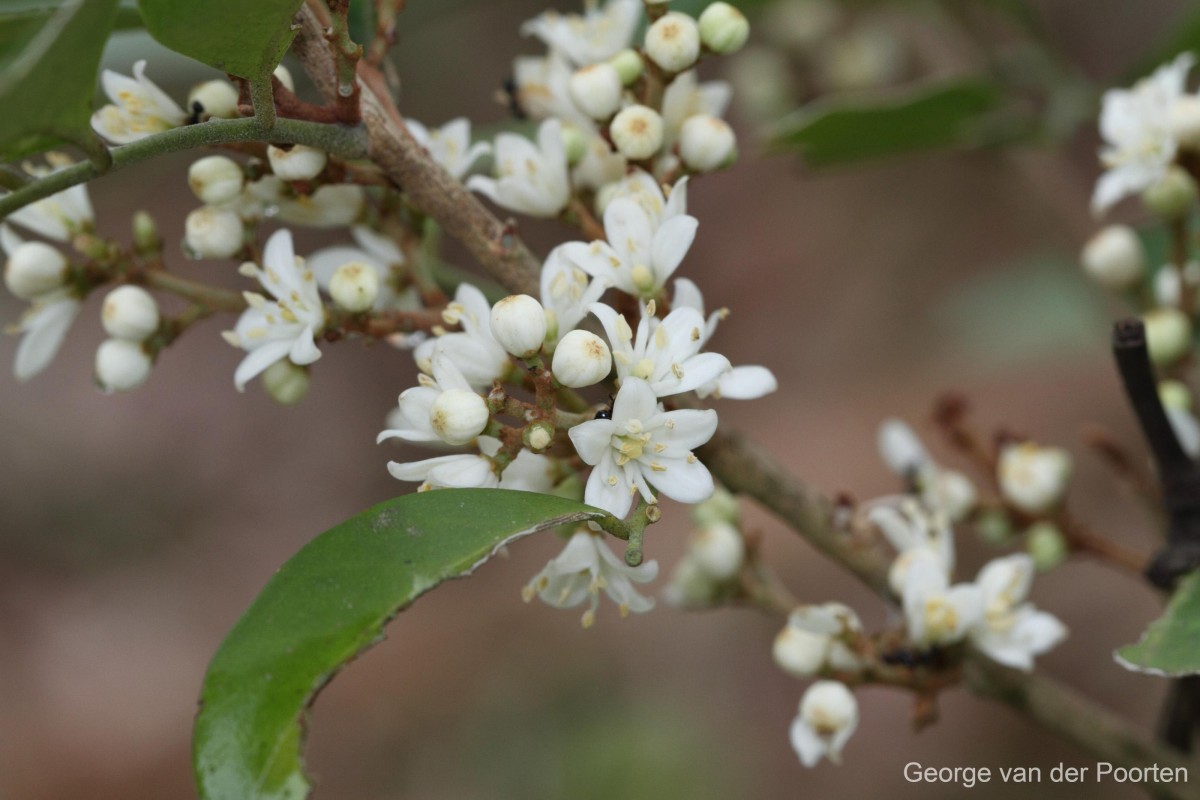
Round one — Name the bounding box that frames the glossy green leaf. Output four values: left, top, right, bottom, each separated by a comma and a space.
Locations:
0, 0, 120, 160
770, 80, 1003, 167
1115, 570, 1200, 677
137, 0, 304, 79
193, 489, 620, 800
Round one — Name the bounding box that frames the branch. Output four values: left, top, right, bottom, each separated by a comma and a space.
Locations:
0, 117, 367, 221
286, 6, 1200, 780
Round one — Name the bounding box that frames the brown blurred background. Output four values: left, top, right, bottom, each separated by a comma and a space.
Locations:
0, 1, 1192, 798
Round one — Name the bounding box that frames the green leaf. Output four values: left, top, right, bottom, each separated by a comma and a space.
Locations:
770, 79, 1003, 167
137, 0, 304, 79
0, 0, 120, 160
1115, 570, 1200, 677
193, 489, 620, 800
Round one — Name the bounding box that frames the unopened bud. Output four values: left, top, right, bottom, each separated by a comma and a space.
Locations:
187, 80, 239, 121
95, 339, 152, 393
692, 486, 739, 528
610, 105, 664, 161
561, 124, 589, 165
663, 557, 720, 609
551, 329, 612, 387
699, 2, 750, 54
329, 262, 380, 313
430, 388, 489, 445
773, 623, 828, 678
188, 155, 245, 205
975, 508, 1014, 546
184, 207, 244, 259
679, 115, 737, 172
1170, 96, 1200, 149
998, 442, 1072, 515
491, 294, 548, 358
132, 211, 161, 254
268, 144, 328, 182
690, 522, 744, 580
1143, 165, 1197, 219
1144, 307, 1193, 366
523, 420, 555, 452
1026, 521, 1068, 571
1160, 379, 1193, 410
5, 241, 66, 300
569, 63, 624, 120
644, 12, 701, 73
1081, 225, 1145, 291
262, 359, 310, 405
102, 285, 160, 342
609, 48, 644, 86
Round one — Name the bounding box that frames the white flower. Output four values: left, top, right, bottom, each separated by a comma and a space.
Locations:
672, 277, 777, 399
540, 243, 611, 344
521, 0, 641, 67
568, 376, 718, 518
523, 529, 658, 627
869, 497, 955, 596
414, 283, 511, 390
551, 329, 612, 388
571, 192, 698, 299
8, 289, 81, 381
997, 442, 1072, 514
91, 60, 187, 144
101, 285, 159, 342
773, 603, 864, 678
95, 338, 152, 393
969, 554, 1067, 671
513, 51, 596, 131
589, 301, 730, 398
378, 352, 478, 445
468, 119, 570, 218
1093, 54, 1194, 215
902, 549, 984, 647
387, 435, 555, 493
407, 118, 489, 180
572, 133, 626, 192
275, 184, 366, 228
661, 70, 732, 151
308, 226, 410, 311
790, 681, 858, 767
3, 164, 94, 241
644, 12, 701, 74
875, 418, 975, 522
223, 229, 325, 391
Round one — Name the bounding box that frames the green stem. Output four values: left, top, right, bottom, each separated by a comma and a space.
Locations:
250, 75, 277, 130
0, 117, 367, 221
144, 270, 246, 313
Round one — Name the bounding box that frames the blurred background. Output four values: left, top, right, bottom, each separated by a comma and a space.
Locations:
0, 0, 1192, 797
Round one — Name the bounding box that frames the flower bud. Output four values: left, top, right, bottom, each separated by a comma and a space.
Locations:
523, 420, 555, 452
551, 329, 612, 387
644, 12, 701, 73
561, 124, 589, 165
490, 294, 548, 358
610, 104, 664, 161
95, 339, 152, 393
102, 285, 160, 342
689, 521, 744, 580
569, 63, 624, 120
1144, 307, 1193, 366
262, 359, 310, 405
924, 469, 977, 523
268, 144, 328, 182
188, 155, 245, 205
273, 65, 295, 93
975, 508, 1014, 546
773, 623, 828, 677
609, 48, 644, 86
1160, 379, 1193, 410
795, 681, 858, 761
1143, 165, 1197, 219
430, 388, 489, 445
663, 557, 720, 609
329, 262, 380, 313
187, 80, 239, 120
1170, 96, 1200, 149
1080, 225, 1145, 291
877, 418, 928, 475
679, 115, 737, 172
5, 241, 66, 300
184, 207, 244, 259
699, 2, 750, 54
692, 486, 739, 528
997, 442, 1072, 515
132, 211, 161, 254
1025, 521, 1068, 571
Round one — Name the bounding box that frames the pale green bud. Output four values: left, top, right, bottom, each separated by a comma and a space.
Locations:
1026, 522, 1068, 571
1142, 165, 1197, 219
262, 359, 311, 406
699, 2, 750, 54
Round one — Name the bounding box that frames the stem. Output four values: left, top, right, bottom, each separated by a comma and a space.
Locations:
250, 75, 277, 130
0, 117, 367, 221
143, 271, 246, 313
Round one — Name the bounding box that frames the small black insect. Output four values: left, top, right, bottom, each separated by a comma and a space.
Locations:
502, 77, 527, 120
880, 647, 942, 669
594, 395, 615, 420
186, 100, 205, 125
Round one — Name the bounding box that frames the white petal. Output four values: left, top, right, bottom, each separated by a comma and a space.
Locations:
716, 365, 777, 399
569, 418, 617, 465
14, 297, 80, 381
584, 453, 635, 518
789, 718, 826, 768
650, 214, 698, 283
611, 376, 658, 423
233, 339, 292, 391
645, 454, 713, 504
